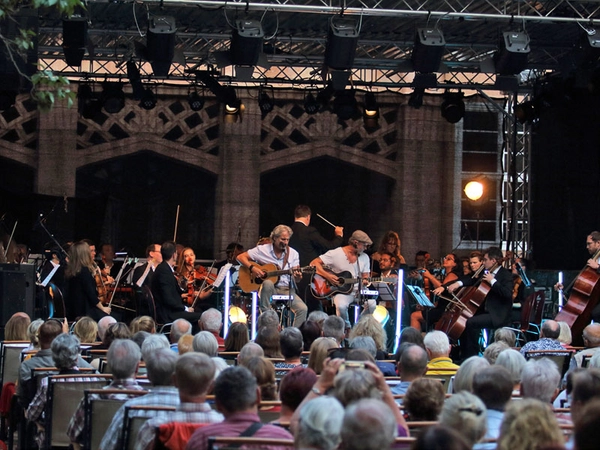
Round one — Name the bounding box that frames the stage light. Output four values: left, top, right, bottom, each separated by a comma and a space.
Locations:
231, 19, 264, 66
188, 91, 204, 111
229, 306, 247, 324
333, 89, 358, 121
411, 27, 445, 73
146, 16, 176, 77
258, 87, 274, 115
324, 16, 359, 70
514, 100, 537, 124
139, 88, 156, 110
441, 92, 465, 124
373, 305, 390, 326
494, 31, 530, 75
464, 181, 484, 202
126, 60, 144, 101
304, 92, 320, 114
363, 92, 379, 118
408, 88, 424, 109
77, 83, 101, 119
62, 17, 87, 67
196, 71, 242, 114
101, 82, 125, 114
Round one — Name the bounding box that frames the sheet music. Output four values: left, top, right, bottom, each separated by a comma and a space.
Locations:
212, 263, 232, 288
40, 262, 60, 287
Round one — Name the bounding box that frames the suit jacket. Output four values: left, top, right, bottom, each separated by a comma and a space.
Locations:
133, 262, 155, 287
290, 222, 343, 267
151, 261, 185, 321
463, 266, 513, 327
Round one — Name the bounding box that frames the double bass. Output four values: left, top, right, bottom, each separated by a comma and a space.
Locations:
555, 248, 600, 347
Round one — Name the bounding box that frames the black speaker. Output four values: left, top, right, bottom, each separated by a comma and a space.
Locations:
0, 263, 36, 330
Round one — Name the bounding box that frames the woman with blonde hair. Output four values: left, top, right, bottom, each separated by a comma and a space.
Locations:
4, 312, 30, 341
73, 316, 98, 343
497, 398, 564, 450
349, 314, 388, 358
307, 337, 338, 374
129, 315, 156, 334
439, 391, 487, 447
245, 356, 279, 405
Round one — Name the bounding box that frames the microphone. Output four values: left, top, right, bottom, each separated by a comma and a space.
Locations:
515, 262, 532, 287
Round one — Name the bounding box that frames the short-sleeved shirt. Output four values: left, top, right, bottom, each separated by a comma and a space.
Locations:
319, 247, 370, 292
246, 244, 300, 289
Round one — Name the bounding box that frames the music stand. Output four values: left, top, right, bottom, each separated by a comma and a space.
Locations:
372, 282, 396, 303
405, 285, 435, 308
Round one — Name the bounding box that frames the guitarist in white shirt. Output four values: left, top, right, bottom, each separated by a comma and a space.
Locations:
237, 224, 308, 327
310, 230, 373, 328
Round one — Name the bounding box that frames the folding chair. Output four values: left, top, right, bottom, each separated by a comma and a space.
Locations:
524, 349, 574, 378
208, 436, 295, 449
122, 405, 177, 450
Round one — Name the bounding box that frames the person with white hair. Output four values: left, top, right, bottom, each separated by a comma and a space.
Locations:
495, 348, 526, 392
423, 330, 459, 375
520, 357, 561, 403
439, 391, 487, 448
339, 398, 398, 450
237, 224, 307, 327
141, 333, 170, 360
237, 342, 265, 367
295, 396, 344, 450
199, 308, 225, 349
193, 330, 219, 356
98, 315, 117, 342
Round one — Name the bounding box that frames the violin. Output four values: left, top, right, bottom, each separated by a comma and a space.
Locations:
178, 265, 216, 306
93, 264, 108, 305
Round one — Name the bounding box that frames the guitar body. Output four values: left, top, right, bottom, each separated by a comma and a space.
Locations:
311, 271, 355, 298
238, 264, 279, 293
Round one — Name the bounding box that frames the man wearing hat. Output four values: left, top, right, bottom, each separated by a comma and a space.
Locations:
310, 230, 373, 328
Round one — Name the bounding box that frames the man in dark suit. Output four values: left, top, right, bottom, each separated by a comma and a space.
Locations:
289, 205, 344, 313
446, 246, 513, 359
151, 241, 202, 329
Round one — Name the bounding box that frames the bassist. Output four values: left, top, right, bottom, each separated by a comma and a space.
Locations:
310, 230, 373, 328
237, 224, 307, 327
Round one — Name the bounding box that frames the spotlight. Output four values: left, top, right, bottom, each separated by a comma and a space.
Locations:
464, 180, 484, 202
127, 60, 144, 100
77, 83, 101, 119
223, 86, 241, 114
101, 82, 125, 114
231, 20, 264, 66
325, 16, 359, 70
188, 91, 204, 111
258, 87, 274, 115
196, 71, 242, 113
494, 31, 530, 75
440, 92, 465, 124
62, 17, 87, 67
363, 92, 379, 118
146, 16, 176, 77
411, 28, 446, 73
304, 92, 320, 114
139, 88, 156, 110
514, 100, 537, 124
229, 306, 247, 324
333, 90, 358, 121
408, 88, 424, 109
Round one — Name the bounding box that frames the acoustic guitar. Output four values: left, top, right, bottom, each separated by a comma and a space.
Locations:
311, 269, 397, 299
238, 263, 315, 293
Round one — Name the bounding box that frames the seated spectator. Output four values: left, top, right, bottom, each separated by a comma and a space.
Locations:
349, 315, 388, 359
255, 326, 282, 358
570, 323, 600, 369
520, 358, 561, 403
570, 368, 600, 431
132, 331, 151, 350
277, 367, 317, 423
412, 425, 471, 450
245, 357, 278, 402
496, 398, 564, 450
423, 331, 459, 375
294, 396, 343, 450
68, 339, 145, 448
558, 321, 573, 348
307, 311, 328, 328
275, 327, 305, 373
397, 326, 425, 350
483, 341, 509, 365
392, 343, 428, 396
96, 316, 117, 349
340, 398, 398, 450
178, 334, 195, 355
26, 333, 100, 447
495, 348, 526, 393
129, 315, 156, 334
453, 356, 490, 393
73, 316, 98, 344
186, 366, 293, 449
439, 391, 487, 448
99, 348, 179, 450
322, 316, 345, 346
307, 337, 338, 374
257, 310, 280, 330
141, 334, 170, 360
5, 312, 31, 340
494, 328, 517, 348
198, 308, 225, 349
574, 398, 600, 450
520, 320, 564, 355
403, 378, 445, 421
237, 342, 264, 367
104, 322, 132, 347
299, 320, 321, 351
135, 353, 224, 450
349, 336, 395, 376
223, 322, 249, 352
472, 366, 513, 446
169, 318, 192, 353
26, 318, 44, 351
192, 331, 219, 356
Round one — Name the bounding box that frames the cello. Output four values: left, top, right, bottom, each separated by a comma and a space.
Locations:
555, 248, 600, 347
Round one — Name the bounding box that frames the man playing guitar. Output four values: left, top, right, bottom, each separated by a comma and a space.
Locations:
310, 230, 373, 328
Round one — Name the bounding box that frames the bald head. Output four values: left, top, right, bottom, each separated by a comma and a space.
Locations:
541, 320, 560, 340
398, 345, 428, 381
583, 324, 600, 348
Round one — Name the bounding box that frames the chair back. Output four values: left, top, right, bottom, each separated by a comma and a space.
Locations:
0, 341, 29, 385
528, 291, 546, 331
524, 350, 574, 377
155, 422, 208, 450
207, 436, 294, 449
257, 401, 282, 423
123, 405, 177, 450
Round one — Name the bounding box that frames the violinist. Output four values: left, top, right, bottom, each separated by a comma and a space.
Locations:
98, 243, 120, 281
175, 247, 213, 306
446, 246, 513, 359
132, 243, 162, 287
65, 240, 112, 322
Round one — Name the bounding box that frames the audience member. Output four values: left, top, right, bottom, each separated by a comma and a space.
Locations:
307, 337, 338, 374
299, 320, 321, 351
412, 425, 471, 450
496, 399, 564, 450
257, 310, 280, 330
349, 336, 395, 376
294, 396, 343, 450
339, 398, 398, 450
322, 316, 345, 346
255, 326, 282, 358
574, 398, 600, 450
245, 357, 278, 401
453, 356, 490, 393
520, 357, 561, 403
275, 327, 305, 372
423, 330, 459, 375
141, 333, 170, 360
439, 391, 487, 448
5, 312, 30, 340
277, 367, 317, 423
73, 316, 98, 343
199, 308, 225, 349
349, 315, 388, 358
192, 331, 219, 356
495, 348, 526, 392
135, 353, 224, 450
494, 328, 517, 348
558, 321, 573, 347
483, 341, 509, 365
99, 348, 179, 450
397, 326, 425, 350
571, 323, 600, 368
97, 316, 117, 344
472, 366, 513, 445
169, 318, 192, 352
237, 342, 264, 367
129, 315, 156, 334
403, 378, 445, 421
307, 311, 328, 329
26, 318, 44, 350
223, 322, 249, 352
103, 322, 132, 349
519, 320, 564, 355
178, 334, 195, 355
186, 366, 293, 449
570, 368, 600, 428
392, 344, 428, 395
132, 331, 150, 349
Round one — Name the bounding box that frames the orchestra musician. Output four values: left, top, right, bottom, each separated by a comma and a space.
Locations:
175, 247, 214, 306
64, 240, 112, 322
371, 231, 406, 271
446, 246, 513, 359
98, 243, 122, 280
309, 230, 372, 328
237, 224, 308, 327
132, 243, 162, 287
